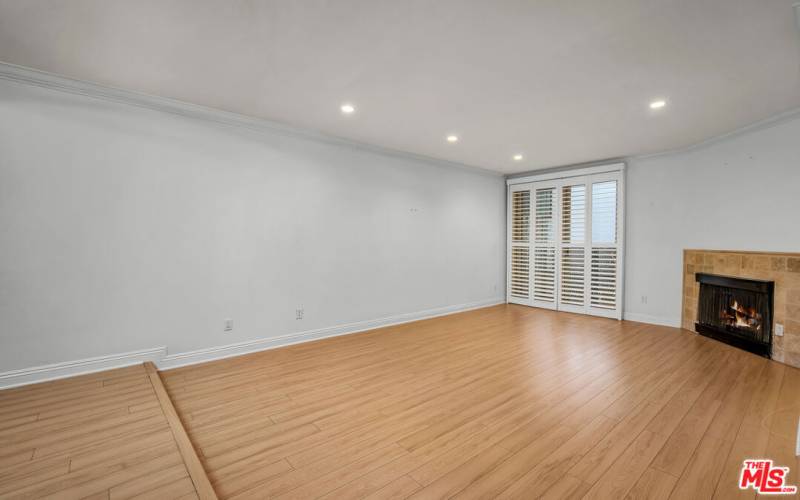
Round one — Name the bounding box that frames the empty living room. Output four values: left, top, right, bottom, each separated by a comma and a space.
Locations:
2, 1, 800, 499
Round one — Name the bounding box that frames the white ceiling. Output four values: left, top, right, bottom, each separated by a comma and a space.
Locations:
1, 1, 799, 174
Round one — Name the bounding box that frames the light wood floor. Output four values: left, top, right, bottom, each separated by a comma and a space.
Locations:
0, 364, 201, 499
159, 304, 800, 499
1, 305, 798, 499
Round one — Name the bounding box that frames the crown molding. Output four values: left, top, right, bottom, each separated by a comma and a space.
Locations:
630, 105, 800, 162
506, 162, 625, 185
0, 61, 501, 178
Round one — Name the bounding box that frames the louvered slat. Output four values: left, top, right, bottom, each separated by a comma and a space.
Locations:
533, 247, 555, 302
591, 248, 617, 309
534, 188, 554, 243
532, 186, 556, 304
561, 184, 585, 244
510, 246, 530, 299
509, 188, 531, 301
511, 190, 530, 243
561, 247, 585, 306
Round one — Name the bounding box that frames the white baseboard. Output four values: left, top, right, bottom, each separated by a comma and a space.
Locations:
622, 312, 682, 328
0, 346, 167, 390
158, 297, 505, 370
0, 298, 504, 388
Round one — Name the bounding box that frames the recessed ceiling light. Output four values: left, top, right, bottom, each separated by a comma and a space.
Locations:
340, 103, 355, 114
446, 135, 459, 143
513, 154, 524, 161
649, 100, 666, 109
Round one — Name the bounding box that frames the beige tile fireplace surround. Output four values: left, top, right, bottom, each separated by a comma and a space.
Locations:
682, 249, 800, 368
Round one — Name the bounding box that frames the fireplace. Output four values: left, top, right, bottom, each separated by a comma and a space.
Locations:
695, 273, 774, 357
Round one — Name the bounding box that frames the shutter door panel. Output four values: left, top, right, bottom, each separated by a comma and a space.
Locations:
561, 247, 585, 306
591, 181, 617, 244
509, 247, 530, 300
589, 179, 621, 317
511, 190, 530, 243
532, 186, 557, 309
534, 188, 555, 243
533, 247, 556, 303
561, 184, 586, 244
590, 248, 617, 309
559, 183, 586, 309
507, 167, 623, 318
508, 188, 531, 304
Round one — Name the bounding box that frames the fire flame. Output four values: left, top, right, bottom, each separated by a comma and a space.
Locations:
721, 299, 761, 332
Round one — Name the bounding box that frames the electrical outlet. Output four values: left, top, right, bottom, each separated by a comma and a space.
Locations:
641, 295, 648, 304
296, 308, 304, 320
775, 323, 784, 337
224, 318, 233, 332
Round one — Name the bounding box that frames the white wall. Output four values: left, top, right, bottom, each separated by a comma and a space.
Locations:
624, 113, 800, 326
0, 80, 506, 373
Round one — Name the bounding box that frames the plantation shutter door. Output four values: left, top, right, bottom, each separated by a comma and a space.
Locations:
588, 176, 622, 318
507, 185, 532, 305
506, 163, 624, 319
531, 183, 558, 310
558, 180, 588, 314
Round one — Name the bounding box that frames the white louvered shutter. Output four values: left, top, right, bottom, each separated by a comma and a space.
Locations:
588, 179, 621, 317
508, 186, 531, 304
558, 182, 587, 312
532, 185, 558, 309
506, 165, 624, 319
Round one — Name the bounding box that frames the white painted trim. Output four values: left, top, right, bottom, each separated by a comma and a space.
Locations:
622, 312, 682, 328
159, 297, 504, 370
0, 62, 500, 179
507, 163, 625, 185
0, 346, 167, 390
0, 298, 504, 388
630, 106, 800, 161
796, 417, 799, 456
793, 2, 800, 36
796, 417, 800, 456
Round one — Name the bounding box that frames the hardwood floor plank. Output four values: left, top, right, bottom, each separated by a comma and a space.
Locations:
583, 429, 670, 499
712, 361, 786, 500
760, 366, 800, 498
626, 467, 678, 500
495, 414, 618, 499
669, 433, 733, 500
362, 474, 421, 500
